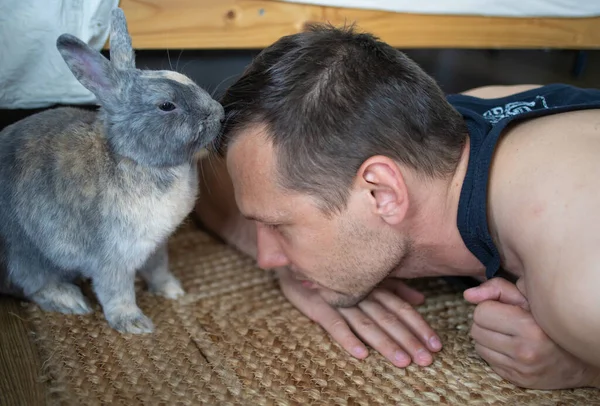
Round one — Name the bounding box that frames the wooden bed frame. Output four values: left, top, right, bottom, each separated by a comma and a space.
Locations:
118, 0, 600, 50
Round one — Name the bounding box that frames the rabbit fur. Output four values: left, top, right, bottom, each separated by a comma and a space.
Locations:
0, 8, 224, 334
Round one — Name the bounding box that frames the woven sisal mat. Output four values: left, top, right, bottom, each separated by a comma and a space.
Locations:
24, 222, 600, 405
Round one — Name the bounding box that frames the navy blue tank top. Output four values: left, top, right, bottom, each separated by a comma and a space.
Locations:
446, 84, 600, 279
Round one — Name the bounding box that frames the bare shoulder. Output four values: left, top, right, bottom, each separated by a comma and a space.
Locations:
489, 109, 600, 363
491, 108, 600, 270
460, 84, 543, 99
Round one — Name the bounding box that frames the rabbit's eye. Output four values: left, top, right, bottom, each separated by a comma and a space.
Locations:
159, 101, 176, 112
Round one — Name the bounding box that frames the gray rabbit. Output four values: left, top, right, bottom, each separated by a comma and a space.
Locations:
0, 8, 224, 334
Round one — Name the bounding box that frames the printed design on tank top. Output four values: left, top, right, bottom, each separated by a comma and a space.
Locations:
483, 95, 549, 124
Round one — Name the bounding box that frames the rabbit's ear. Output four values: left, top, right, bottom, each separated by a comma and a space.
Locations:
56, 34, 115, 102
109, 8, 135, 70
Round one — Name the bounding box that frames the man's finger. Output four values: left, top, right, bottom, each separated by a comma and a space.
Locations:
474, 342, 514, 371
472, 300, 530, 336
355, 297, 434, 367
278, 272, 370, 360
371, 288, 442, 353
317, 310, 370, 359
338, 306, 413, 368
470, 323, 515, 359
474, 344, 530, 388
464, 278, 530, 310
487, 365, 517, 387
379, 279, 425, 306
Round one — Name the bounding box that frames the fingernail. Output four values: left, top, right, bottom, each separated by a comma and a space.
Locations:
417, 349, 432, 364
353, 346, 367, 357
394, 350, 410, 365
429, 336, 442, 350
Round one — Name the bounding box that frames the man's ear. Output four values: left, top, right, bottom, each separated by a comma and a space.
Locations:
357, 156, 409, 226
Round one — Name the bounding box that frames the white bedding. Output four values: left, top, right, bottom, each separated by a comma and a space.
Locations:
0, 0, 119, 109
280, 0, 600, 17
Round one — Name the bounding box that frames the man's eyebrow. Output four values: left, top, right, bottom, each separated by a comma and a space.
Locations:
244, 213, 284, 224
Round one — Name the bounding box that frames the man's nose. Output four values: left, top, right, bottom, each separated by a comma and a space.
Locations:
256, 225, 290, 269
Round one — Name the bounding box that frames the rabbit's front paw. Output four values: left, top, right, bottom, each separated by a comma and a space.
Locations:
150, 277, 185, 300
30, 282, 92, 315
106, 308, 155, 334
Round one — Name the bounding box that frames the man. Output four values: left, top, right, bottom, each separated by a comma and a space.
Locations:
195, 24, 600, 390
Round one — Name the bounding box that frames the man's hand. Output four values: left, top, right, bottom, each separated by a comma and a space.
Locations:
464, 277, 600, 389
277, 268, 442, 367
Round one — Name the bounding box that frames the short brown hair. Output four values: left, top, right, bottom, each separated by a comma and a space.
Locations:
218, 24, 467, 213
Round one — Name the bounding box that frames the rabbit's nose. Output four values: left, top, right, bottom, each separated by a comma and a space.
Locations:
201, 104, 224, 122
213, 104, 225, 123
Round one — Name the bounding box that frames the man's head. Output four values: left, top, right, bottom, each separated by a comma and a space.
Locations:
218, 24, 468, 307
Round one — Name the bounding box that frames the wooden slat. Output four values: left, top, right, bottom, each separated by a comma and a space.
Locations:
113, 0, 600, 50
